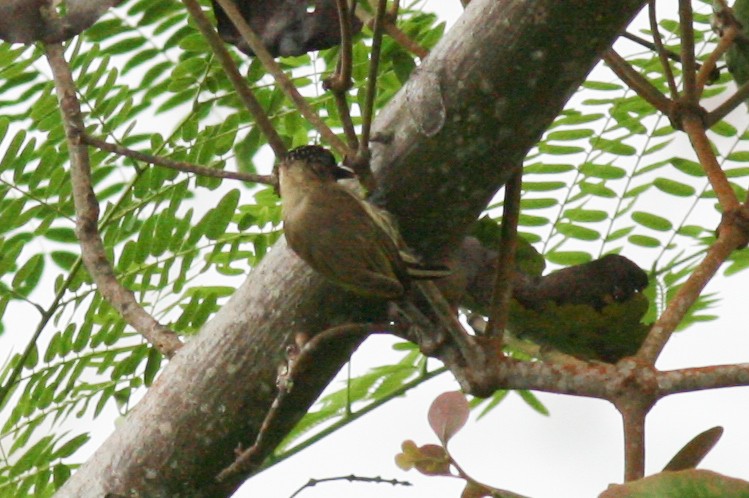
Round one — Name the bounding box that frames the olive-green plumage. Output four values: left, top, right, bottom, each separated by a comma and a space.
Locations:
278, 145, 438, 299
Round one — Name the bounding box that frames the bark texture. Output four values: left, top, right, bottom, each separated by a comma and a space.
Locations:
57, 0, 646, 496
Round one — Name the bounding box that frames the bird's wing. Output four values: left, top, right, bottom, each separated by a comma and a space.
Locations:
285, 184, 408, 297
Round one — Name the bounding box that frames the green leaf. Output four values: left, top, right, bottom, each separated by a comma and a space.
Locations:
12, 253, 44, 296
631, 211, 673, 231
546, 129, 594, 141
516, 390, 549, 416
591, 137, 636, 155
654, 178, 696, 197
52, 433, 90, 459
579, 162, 627, 179
556, 222, 600, 241
564, 208, 608, 223
44, 227, 77, 242
545, 251, 591, 265
629, 234, 661, 247
204, 189, 240, 240
670, 158, 704, 177
726, 151, 749, 162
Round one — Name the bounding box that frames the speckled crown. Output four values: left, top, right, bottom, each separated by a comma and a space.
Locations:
285, 145, 337, 166
284, 145, 354, 180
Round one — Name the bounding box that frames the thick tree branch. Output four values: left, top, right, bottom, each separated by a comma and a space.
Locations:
57, 1, 647, 496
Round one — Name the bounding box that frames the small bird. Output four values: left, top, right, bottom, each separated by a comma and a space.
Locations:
276, 145, 448, 299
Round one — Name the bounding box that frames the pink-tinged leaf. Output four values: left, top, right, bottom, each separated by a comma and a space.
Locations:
663, 426, 723, 472
428, 391, 469, 445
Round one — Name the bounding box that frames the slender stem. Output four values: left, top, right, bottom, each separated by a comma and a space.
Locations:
356, 6, 428, 59
696, 25, 737, 95
484, 167, 522, 339
325, 0, 359, 151
682, 113, 740, 211
602, 50, 671, 114
679, 0, 697, 103
637, 211, 748, 363
82, 134, 275, 185
359, 0, 388, 157
707, 79, 749, 126
46, 43, 183, 356
181, 0, 287, 159
212, 0, 350, 157
620, 405, 647, 481
648, 0, 678, 98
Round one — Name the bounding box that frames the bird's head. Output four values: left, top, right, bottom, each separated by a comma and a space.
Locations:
277, 145, 355, 191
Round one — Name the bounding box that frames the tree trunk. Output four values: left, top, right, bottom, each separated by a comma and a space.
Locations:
56, 0, 645, 496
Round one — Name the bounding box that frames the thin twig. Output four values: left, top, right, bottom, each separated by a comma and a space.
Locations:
45, 43, 183, 357
217, 324, 376, 481
484, 167, 522, 339
602, 49, 672, 114
637, 207, 749, 363
352, 0, 388, 191
82, 133, 275, 185
696, 25, 737, 95
324, 0, 359, 151
679, 0, 697, 103
707, 78, 749, 126
289, 475, 411, 498
181, 0, 287, 159
682, 112, 740, 211
647, 0, 678, 98
388, 0, 400, 19
356, 7, 428, 59
212, 0, 350, 158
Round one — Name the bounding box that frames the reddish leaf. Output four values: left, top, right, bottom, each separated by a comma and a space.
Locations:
663, 426, 723, 472
428, 391, 469, 445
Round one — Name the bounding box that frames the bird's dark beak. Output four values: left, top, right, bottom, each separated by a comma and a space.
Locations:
332, 166, 356, 180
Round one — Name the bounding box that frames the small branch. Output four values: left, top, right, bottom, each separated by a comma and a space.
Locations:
181, 0, 287, 159
217, 324, 376, 481
45, 43, 183, 357
707, 79, 749, 126
356, 7, 429, 59
679, 0, 697, 103
602, 49, 672, 114
637, 210, 748, 363
212, 0, 350, 158
658, 363, 749, 395
324, 0, 359, 151
353, 0, 388, 191
388, 0, 400, 19
647, 0, 678, 98
484, 167, 522, 339
696, 24, 737, 95
82, 134, 275, 185
620, 404, 647, 481
289, 474, 411, 498
682, 112, 740, 212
